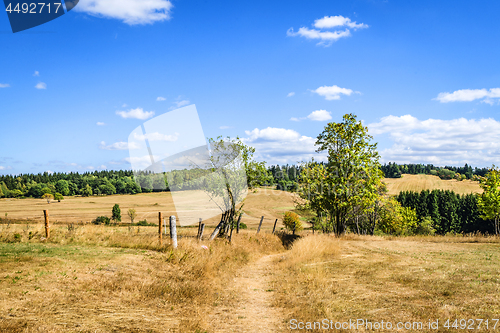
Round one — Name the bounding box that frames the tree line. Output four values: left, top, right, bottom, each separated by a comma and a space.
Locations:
381, 162, 489, 180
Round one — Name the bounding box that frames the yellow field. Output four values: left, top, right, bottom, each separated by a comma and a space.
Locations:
0, 188, 299, 231
384, 174, 482, 196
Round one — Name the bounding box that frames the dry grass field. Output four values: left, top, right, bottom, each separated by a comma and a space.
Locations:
275, 234, 500, 332
384, 174, 482, 196
0, 188, 299, 231
1, 225, 499, 332
1, 182, 497, 332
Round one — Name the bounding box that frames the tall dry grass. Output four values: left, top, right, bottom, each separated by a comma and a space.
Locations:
0, 224, 284, 332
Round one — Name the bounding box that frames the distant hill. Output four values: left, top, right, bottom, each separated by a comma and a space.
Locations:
384, 174, 482, 196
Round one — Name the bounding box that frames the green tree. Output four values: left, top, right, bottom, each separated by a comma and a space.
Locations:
54, 193, 64, 202
312, 113, 383, 236
55, 180, 70, 196
477, 166, 500, 235
81, 184, 93, 197
127, 208, 137, 224
42, 193, 54, 204
112, 204, 121, 223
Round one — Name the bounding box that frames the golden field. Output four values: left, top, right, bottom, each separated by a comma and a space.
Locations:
383, 174, 482, 196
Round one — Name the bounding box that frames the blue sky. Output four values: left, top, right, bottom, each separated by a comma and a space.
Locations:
1, 0, 500, 175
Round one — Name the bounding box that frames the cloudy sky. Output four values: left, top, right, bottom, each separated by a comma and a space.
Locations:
1, 0, 500, 174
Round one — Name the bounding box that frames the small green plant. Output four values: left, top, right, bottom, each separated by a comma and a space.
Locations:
13, 233, 22, 242
92, 216, 110, 225
239, 222, 248, 229
283, 211, 303, 234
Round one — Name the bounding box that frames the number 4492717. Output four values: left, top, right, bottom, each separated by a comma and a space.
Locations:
443, 319, 499, 330
5, 2, 62, 14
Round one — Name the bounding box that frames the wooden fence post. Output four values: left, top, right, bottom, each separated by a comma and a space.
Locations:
236, 214, 242, 234
158, 212, 163, 246
164, 218, 167, 235
43, 210, 50, 239
170, 216, 177, 249
197, 218, 202, 239
256, 216, 264, 234
272, 218, 278, 234
198, 223, 205, 241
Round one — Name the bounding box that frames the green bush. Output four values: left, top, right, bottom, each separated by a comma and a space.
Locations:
92, 216, 110, 225
239, 222, 248, 229
283, 211, 303, 234
112, 204, 121, 222
415, 216, 436, 235
136, 219, 150, 226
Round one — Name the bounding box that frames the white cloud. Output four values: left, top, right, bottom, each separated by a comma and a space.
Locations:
100, 141, 141, 150
96, 122, 105, 126
132, 131, 179, 142
287, 27, 351, 45
220, 126, 231, 130
122, 103, 128, 107
307, 110, 332, 121
75, 0, 173, 25
0, 84, 9, 88
287, 92, 295, 97
175, 99, 190, 107
368, 115, 500, 166
156, 96, 166, 101
312, 85, 357, 100
35, 82, 47, 89
314, 15, 368, 30
243, 127, 325, 164
435, 88, 500, 103
33, 71, 40, 76
287, 15, 367, 46
290, 117, 302, 122
116, 107, 155, 120
0, 166, 12, 170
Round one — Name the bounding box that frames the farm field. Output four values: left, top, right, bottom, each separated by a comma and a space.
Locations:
0, 188, 299, 231
383, 174, 482, 196
0, 225, 499, 332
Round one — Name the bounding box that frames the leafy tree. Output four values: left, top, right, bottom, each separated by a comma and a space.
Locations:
203, 137, 250, 238
313, 113, 383, 236
9, 189, 22, 198
81, 184, 93, 197
127, 208, 137, 224
54, 193, 64, 202
283, 211, 303, 234
477, 166, 500, 235
378, 198, 418, 235
55, 180, 70, 196
42, 193, 54, 204
112, 204, 121, 223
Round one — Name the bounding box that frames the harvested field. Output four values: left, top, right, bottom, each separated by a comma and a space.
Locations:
384, 174, 482, 196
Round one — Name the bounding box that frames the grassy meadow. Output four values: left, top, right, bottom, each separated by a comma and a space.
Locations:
0, 177, 497, 332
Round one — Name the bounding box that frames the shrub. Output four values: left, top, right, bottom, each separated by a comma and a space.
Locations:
283, 211, 303, 234
415, 216, 436, 235
112, 204, 121, 222
136, 219, 150, 226
239, 222, 248, 229
92, 216, 110, 225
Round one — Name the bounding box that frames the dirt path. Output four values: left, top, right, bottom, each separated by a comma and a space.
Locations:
209, 254, 285, 332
